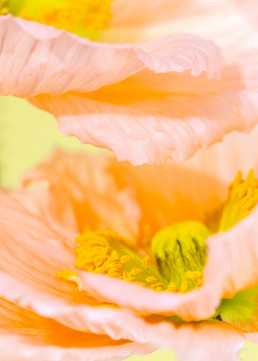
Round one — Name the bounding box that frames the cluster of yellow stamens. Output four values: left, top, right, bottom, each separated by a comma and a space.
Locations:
58, 171, 258, 295
219, 170, 258, 231
58, 228, 205, 293
1, 0, 114, 37
0, 0, 9, 15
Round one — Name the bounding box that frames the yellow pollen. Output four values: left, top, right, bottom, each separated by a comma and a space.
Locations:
58, 229, 208, 295
16, 0, 114, 38
150, 282, 165, 290
166, 282, 178, 292
57, 270, 81, 289
123, 271, 137, 283
121, 255, 131, 264
219, 170, 258, 231
142, 256, 150, 269
145, 276, 158, 284
130, 268, 144, 276
180, 281, 189, 293
195, 279, 203, 287
185, 271, 203, 280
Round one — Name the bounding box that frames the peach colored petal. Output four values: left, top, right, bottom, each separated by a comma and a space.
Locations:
29, 86, 258, 165
245, 333, 258, 343
0, 271, 157, 344
125, 319, 245, 361
22, 148, 141, 239
22, 148, 227, 241
0, 333, 151, 361
186, 125, 258, 186
11, 150, 258, 321
0, 15, 220, 98
0, 189, 89, 304
0, 274, 247, 361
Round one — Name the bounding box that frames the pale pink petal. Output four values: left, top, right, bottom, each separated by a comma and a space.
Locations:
0, 15, 220, 98
0, 333, 151, 361
29, 87, 258, 165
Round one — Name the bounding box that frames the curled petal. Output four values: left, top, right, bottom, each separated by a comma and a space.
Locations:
29, 87, 258, 165
0, 15, 220, 98
0, 333, 151, 361
0, 271, 157, 344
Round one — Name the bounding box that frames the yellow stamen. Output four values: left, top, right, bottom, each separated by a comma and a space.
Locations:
121, 255, 131, 264
57, 270, 81, 290
219, 170, 258, 231
0, 6, 8, 15
130, 268, 144, 276
195, 278, 203, 288
180, 281, 189, 293
142, 256, 150, 269
185, 271, 203, 280
145, 276, 158, 284
166, 282, 178, 292
150, 282, 165, 290
59, 229, 169, 293
16, 0, 114, 38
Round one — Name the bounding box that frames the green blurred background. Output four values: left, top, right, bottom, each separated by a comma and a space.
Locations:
0, 96, 257, 360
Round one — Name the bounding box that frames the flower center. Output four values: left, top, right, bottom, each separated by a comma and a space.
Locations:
219, 170, 258, 231
58, 226, 208, 294
151, 221, 209, 291
2, 0, 114, 39
57, 170, 258, 295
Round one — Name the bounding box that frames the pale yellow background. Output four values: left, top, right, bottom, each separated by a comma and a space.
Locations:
0, 96, 257, 360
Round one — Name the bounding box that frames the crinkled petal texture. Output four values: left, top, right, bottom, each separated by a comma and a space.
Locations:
1, 14, 257, 165
0, 149, 256, 360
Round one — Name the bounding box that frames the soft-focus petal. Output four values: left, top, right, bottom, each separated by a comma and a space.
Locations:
22, 148, 226, 240
0, 333, 150, 361
186, 125, 258, 185
129, 319, 245, 361
22, 148, 141, 238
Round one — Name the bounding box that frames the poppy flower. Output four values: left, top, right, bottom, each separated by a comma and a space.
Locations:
0, 146, 257, 361
0, 0, 257, 165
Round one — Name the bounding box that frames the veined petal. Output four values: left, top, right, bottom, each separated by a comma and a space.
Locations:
29, 87, 258, 165
0, 15, 221, 98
